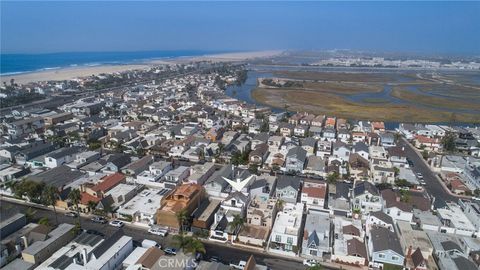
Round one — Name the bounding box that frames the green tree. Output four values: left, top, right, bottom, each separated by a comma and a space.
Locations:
441, 131, 456, 153
422, 150, 429, 160
173, 232, 190, 249
228, 214, 245, 235
327, 171, 339, 183
25, 207, 37, 223
38, 217, 50, 227
68, 188, 82, 226
87, 200, 98, 213
307, 264, 324, 270
42, 186, 60, 225
184, 237, 206, 254
474, 189, 480, 197
276, 199, 285, 211
176, 209, 189, 233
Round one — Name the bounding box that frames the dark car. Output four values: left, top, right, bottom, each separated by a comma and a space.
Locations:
91, 216, 107, 224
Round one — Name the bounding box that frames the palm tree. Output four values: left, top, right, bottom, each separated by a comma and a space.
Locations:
184, 237, 206, 254
228, 214, 245, 235
38, 217, 50, 227
176, 209, 188, 233
25, 207, 37, 223
68, 188, 82, 226
173, 232, 190, 250
42, 186, 60, 225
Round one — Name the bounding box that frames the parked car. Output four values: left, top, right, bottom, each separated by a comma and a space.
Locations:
209, 256, 222, 263
91, 216, 107, 224
303, 259, 319, 267
416, 173, 423, 179
148, 227, 168, 237
109, 220, 125, 228
65, 211, 78, 217
164, 247, 177, 255
142, 239, 161, 249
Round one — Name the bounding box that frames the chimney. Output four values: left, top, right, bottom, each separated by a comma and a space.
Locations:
82, 248, 88, 265
21, 236, 28, 248
402, 146, 405, 151
407, 246, 413, 257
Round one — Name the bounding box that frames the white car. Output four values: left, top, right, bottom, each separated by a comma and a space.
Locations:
416, 173, 423, 179
303, 259, 318, 267
148, 228, 168, 237
109, 220, 125, 228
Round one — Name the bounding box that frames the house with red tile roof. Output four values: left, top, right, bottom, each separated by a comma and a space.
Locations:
301, 180, 327, 211
83, 172, 126, 198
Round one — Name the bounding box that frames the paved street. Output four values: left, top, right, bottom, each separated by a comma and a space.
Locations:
398, 138, 458, 208
0, 199, 313, 270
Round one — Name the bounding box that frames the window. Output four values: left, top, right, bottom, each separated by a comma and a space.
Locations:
287, 237, 293, 244
392, 256, 398, 261
378, 253, 385, 258
310, 250, 317, 256
275, 235, 281, 242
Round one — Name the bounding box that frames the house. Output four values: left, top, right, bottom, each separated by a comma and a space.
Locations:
311, 115, 324, 127
74, 231, 133, 270
285, 146, 307, 173
84, 172, 126, 198
428, 232, 478, 270
302, 211, 331, 258
249, 174, 276, 199
117, 188, 171, 225
187, 162, 215, 185
304, 155, 326, 177
353, 142, 369, 160
275, 175, 302, 203
102, 153, 132, 173
44, 147, 81, 169
371, 122, 385, 133
267, 136, 284, 152
251, 133, 269, 149
352, 181, 382, 214
316, 140, 332, 158
386, 147, 407, 167
268, 202, 304, 256
322, 128, 336, 142
162, 166, 190, 188
249, 143, 269, 166
349, 153, 369, 180
380, 133, 396, 148
332, 141, 351, 163
121, 155, 154, 177
381, 189, 431, 223
21, 224, 75, 266
396, 220, 433, 268
191, 198, 221, 234
135, 161, 172, 185
104, 183, 137, 208
368, 226, 405, 267
366, 211, 395, 233
279, 123, 294, 137
371, 166, 396, 185
34, 230, 104, 270
248, 119, 263, 134
205, 127, 224, 142
301, 137, 316, 156
414, 135, 441, 152
328, 181, 353, 217
238, 196, 278, 247
156, 183, 204, 232
294, 125, 308, 137
301, 180, 327, 211
15, 142, 56, 166
331, 217, 368, 266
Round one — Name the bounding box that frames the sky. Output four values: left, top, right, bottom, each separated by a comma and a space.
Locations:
1, 1, 479, 55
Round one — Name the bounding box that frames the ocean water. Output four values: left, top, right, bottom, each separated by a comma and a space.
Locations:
0, 50, 226, 75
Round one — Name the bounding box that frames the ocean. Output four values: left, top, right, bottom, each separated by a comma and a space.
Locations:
0, 50, 226, 75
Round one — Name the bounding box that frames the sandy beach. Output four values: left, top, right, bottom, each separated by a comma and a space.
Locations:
1, 50, 282, 85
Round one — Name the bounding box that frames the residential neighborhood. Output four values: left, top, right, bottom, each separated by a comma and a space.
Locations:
1, 62, 479, 270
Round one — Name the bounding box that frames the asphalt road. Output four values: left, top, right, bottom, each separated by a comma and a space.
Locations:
397, 138, 458, 208
0, 199, 312, 270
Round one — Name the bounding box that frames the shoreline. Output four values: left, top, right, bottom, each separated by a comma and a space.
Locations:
0, 50, 282, 84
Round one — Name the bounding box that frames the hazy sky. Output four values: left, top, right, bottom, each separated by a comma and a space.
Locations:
1, 1, 479, 55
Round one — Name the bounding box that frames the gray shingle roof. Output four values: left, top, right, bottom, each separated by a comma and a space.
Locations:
370, 226, 403, 255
